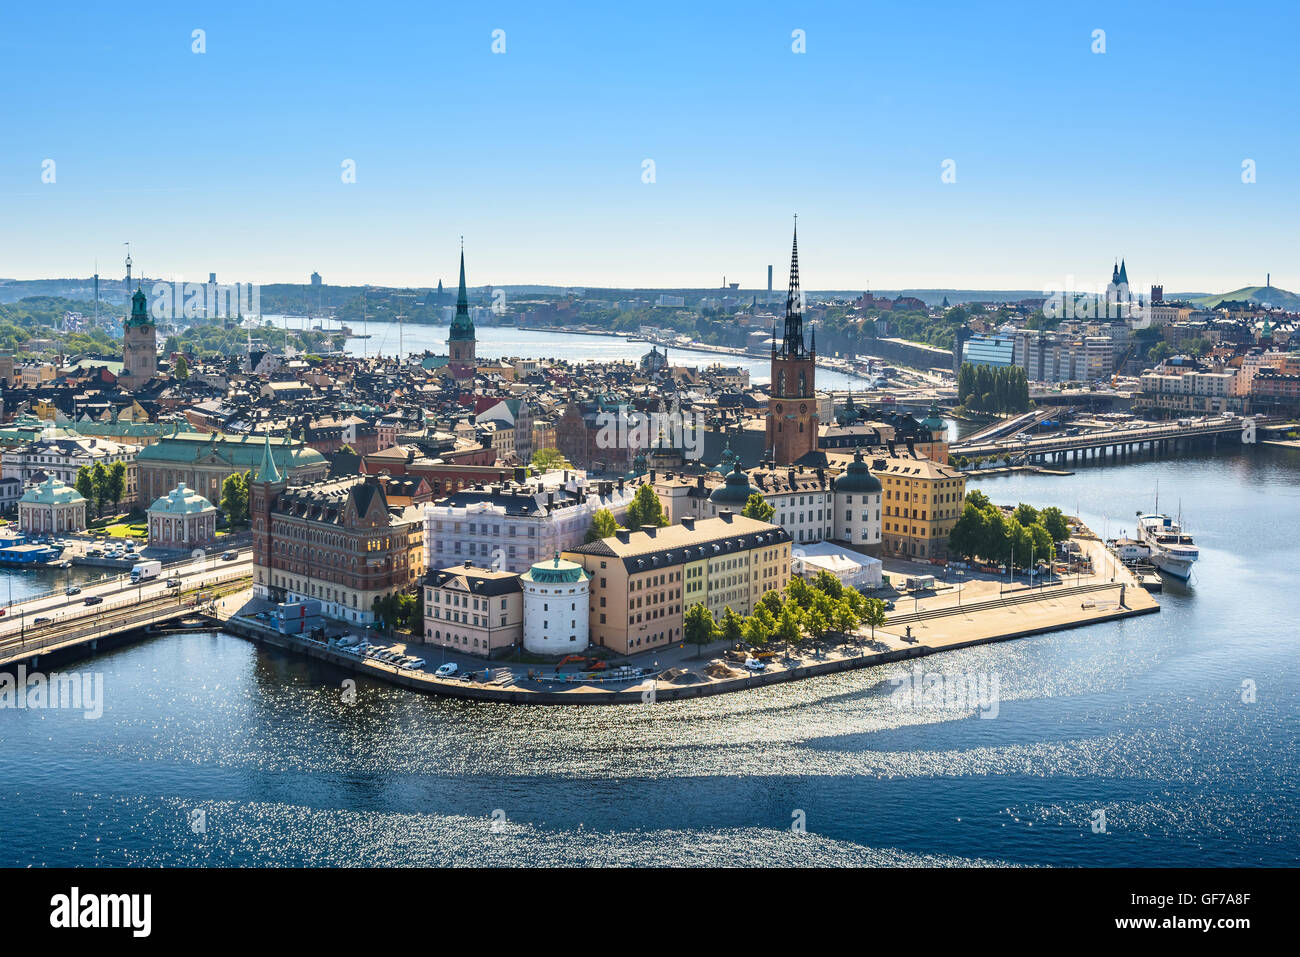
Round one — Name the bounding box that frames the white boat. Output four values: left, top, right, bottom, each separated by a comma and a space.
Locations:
1136, 512, 1198, 580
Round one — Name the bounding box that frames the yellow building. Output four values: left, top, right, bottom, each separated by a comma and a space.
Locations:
872, 450, 966, 560
564, 512, 792, 656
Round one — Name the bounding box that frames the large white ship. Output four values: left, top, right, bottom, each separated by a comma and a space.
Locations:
1136, 512, 1199, 580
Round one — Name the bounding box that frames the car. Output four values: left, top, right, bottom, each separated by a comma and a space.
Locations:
64, 585, 81, 596
221, 551, 238, 561
744, 657, 766, 672
434, 662, 458, 678
33, 617, 51, 625
124, 542, 135, 551
166, 578, 182, 589
83, 595, 103, 606
405, 659, 426, 670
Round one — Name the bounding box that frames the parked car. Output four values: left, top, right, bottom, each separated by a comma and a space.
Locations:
434, 662, 458, 678
744, 657, 766, 672
406, 658, 426, 670
166, 578, 182, 589
64, 585, 81, 596
33, 617, 51, 625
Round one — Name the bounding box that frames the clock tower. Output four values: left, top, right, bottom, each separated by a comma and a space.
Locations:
765, 220, 818, 465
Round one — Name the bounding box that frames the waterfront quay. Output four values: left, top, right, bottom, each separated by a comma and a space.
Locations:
223, 527, 1157, 706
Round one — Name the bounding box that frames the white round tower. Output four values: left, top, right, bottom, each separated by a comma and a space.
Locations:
521, 555, 590, 655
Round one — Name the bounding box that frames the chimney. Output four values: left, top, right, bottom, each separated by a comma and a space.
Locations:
681, 516, 696, 530
464, 560, 472, 568
513, 466, 526, 484
641, 524, 658, 537
649, 469, 656, 483
696, 475, 705, 489
719, 509, 734, 522
615, 529, 631, 544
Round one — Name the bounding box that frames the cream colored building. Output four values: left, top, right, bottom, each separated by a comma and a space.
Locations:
423, 562, 523, 658
564, 512, 791, 656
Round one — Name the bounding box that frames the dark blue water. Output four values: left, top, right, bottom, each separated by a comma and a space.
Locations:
1, 443, 1296, 866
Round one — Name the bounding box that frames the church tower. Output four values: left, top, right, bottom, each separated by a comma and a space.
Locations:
765, 220, 819, 465
120, 285, 157, 390
447, 243, 476, 384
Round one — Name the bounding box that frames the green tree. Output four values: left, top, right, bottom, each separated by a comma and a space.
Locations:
811, 569, 844, 600
719, 605, 746, 645
585, 507, 618, 543
683, 602, 719, 654
1013, 502, 1039, 527
861, 597, 888, 642
173, 355, 190, 379
75, 466, 95, 511
221, 472, 249, 525
1039, 506, 1070, 543
89, 461, 109, 517
774, 601, 803, 647
106, 461, 127, 514
744, 605, 775, 646
625, 483, 668, 529
530, 448, 573, 471
741, 492, 774, 523
758, 588, 785, 618
831, 597, 860, 642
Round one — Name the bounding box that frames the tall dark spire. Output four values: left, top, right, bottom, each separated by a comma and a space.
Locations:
782, 216, 807, 359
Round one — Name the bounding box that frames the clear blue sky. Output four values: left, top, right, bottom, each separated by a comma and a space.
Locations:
1, 1, 1296, 294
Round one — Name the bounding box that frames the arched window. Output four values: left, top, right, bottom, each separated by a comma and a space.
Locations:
799, 370, 806, 395
777, 370, 785, 396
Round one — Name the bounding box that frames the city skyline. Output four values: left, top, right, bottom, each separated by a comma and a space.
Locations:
1, 1, 1296, 291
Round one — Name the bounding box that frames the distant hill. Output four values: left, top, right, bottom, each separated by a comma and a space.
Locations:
1192, 285, 1300, 310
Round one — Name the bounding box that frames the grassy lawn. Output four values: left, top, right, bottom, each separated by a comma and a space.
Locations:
100, 522, 147, 539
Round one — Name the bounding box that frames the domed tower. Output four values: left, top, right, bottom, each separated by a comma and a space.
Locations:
120, 285, 157, 390
447, 243, 477, 383
708, 462, 759, 516
833, 449, 882, 549
521, 555, 590, 654
919, 401, 950, 464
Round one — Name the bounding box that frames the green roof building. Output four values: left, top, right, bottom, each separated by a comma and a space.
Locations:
134, 431, 327, 509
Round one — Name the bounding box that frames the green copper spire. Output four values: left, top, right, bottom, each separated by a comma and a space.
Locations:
125, 285, 152, 328
449, 243, 475, 341
256, 431, 283, 484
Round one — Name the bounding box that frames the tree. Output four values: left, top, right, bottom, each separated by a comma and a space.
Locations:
1039, 505, 1070, 543
811, 569, 844, 600
1013, 502, 1039, 527
530, 448, 573, 471
89, 461, 109, 517
758, 589, 784, 618
719, 606, 745, 645
75, 466, 95, 512
774, 602, 803, 647
683, 602, 719, 654
221, 472, 249, 525
625, 483, 667, 529
174, 355, 190, 379
861, 598, 888, 642
741, 492, 774, 523
584, 507, 618, 543
106, 461, 126, 514
831, 597, 860, 642
744, 605, 775, 646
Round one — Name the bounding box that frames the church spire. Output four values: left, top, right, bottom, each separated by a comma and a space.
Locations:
782, 216, 806, 359
449, 239, 474, 341
256, 430, 283, 484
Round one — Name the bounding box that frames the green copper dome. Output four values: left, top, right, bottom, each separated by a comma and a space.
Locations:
709, 462, 758, 506
712, 439, 740, 474
124, 285, 154, 328
834, 449, 882, 494
522, 555, 588, 585
920, 401, 946, 434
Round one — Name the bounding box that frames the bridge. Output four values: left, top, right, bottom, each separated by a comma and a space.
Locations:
951, 415, 1281, 464
0, 551, 253, 669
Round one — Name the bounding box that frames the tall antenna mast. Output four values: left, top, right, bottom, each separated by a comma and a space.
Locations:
393, 291, 416, 363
